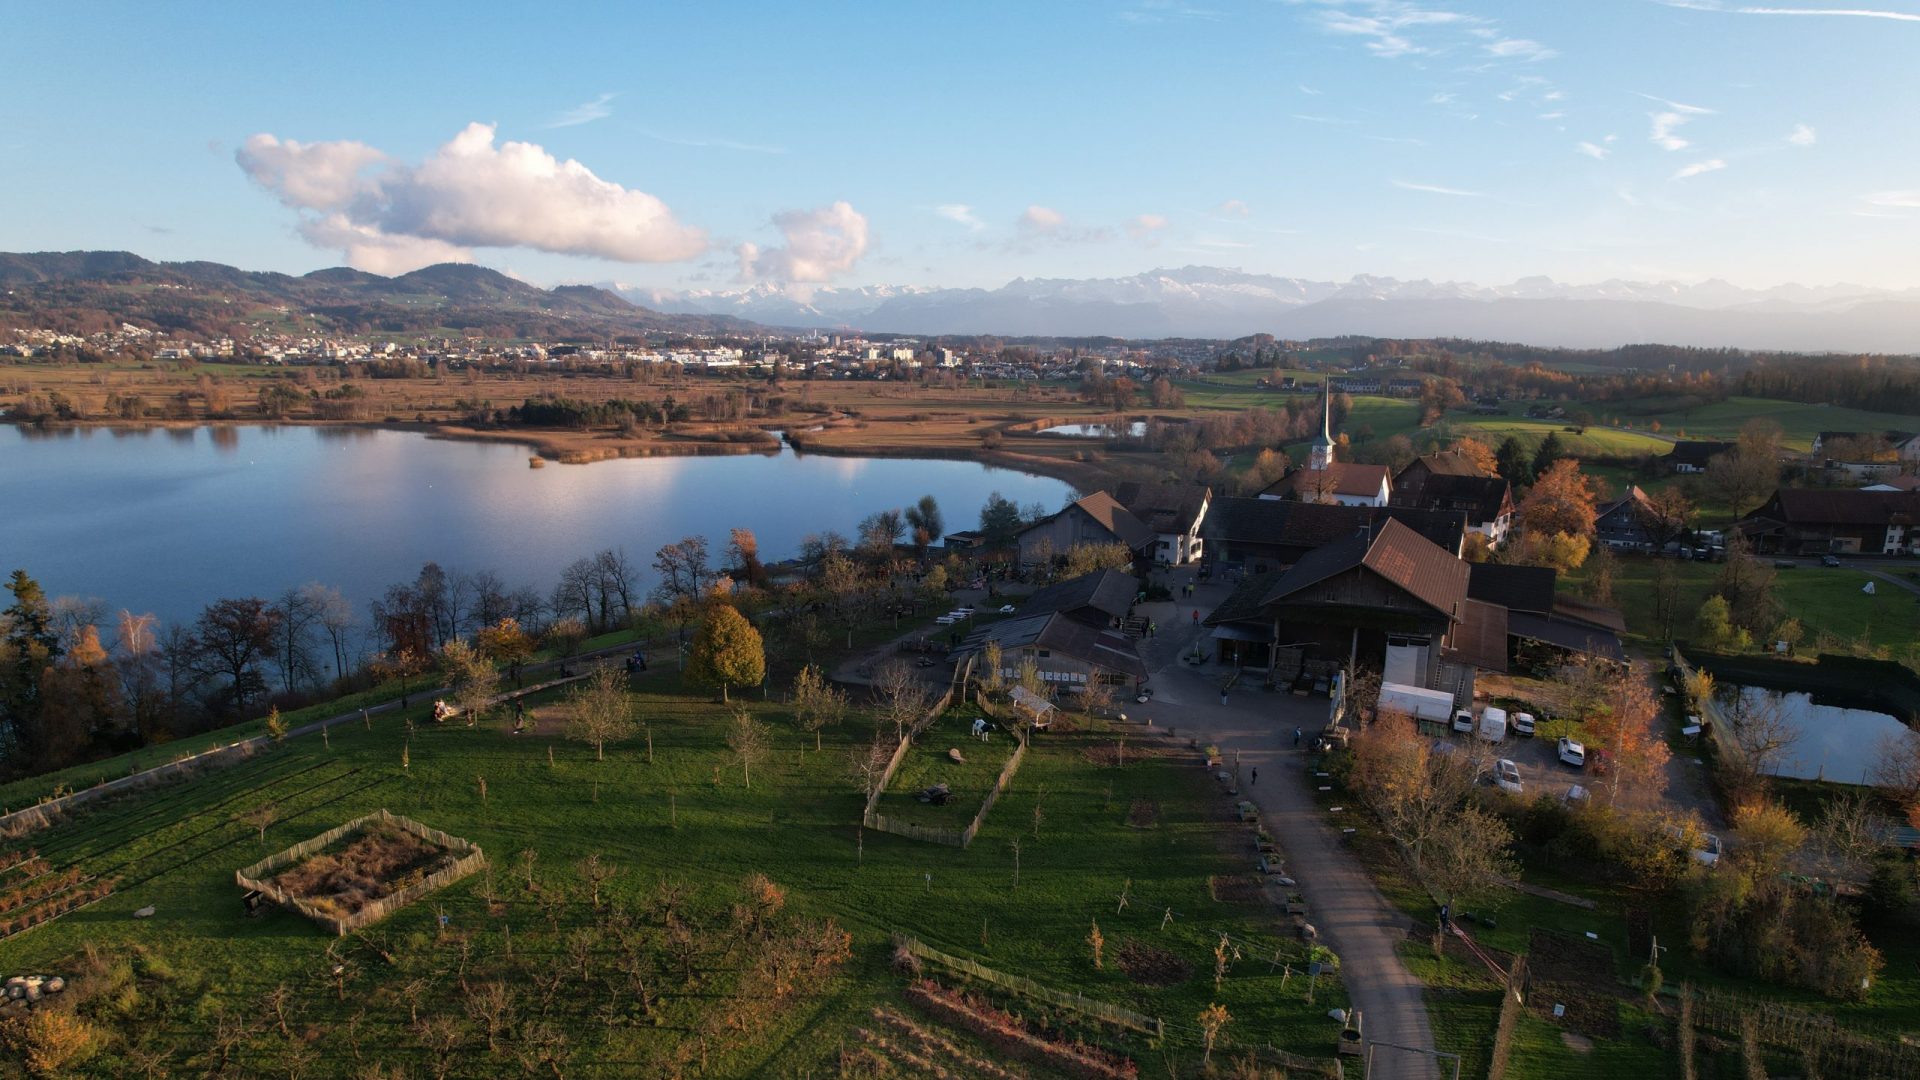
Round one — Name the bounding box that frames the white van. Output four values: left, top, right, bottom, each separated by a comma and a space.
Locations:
1477, 707, 1508, 742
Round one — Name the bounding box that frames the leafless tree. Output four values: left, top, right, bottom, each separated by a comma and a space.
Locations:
847, 738, 895, 802
1727, 691, 1799, 780
238, 801, 277, 842
873, 660, 930, 742
274, 585, 322, 694
566, 663, 634, 760
727, 709, 771, 788
305, 583, 355, 686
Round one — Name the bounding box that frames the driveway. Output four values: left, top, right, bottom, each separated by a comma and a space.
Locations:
1132, 568, 1441, 1080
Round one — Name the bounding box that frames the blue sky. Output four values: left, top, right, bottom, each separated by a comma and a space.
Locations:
5, 0, 1919, 291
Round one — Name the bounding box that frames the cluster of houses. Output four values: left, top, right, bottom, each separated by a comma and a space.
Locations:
948, 390, 1618, 718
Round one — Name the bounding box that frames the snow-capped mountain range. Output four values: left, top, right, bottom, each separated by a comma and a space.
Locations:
610, 267, 1920, 351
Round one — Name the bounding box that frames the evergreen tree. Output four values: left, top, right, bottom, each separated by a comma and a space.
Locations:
1530, 432, 1567, 478
1494, 436, 1534, 487
0, 570, 61, 767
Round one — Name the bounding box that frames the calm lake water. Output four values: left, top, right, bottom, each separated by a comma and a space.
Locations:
1718, 683, 1910, 783
1039, 421, 1147, 438
0, 425, 1072, 633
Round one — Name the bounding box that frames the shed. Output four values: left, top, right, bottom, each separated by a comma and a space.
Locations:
1008, 686, 1058, 730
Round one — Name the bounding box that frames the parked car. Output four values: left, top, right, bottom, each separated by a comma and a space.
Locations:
1694, 833, 1723, 866
1451, 709, 1474, 733
1494, 758, 1523, 795
1477, 707, 1508, 742
1557, 737, 1587, 768
1511, 712, 1536, 737
1565, 784, 1591, 804
1821, 554, 1842, 567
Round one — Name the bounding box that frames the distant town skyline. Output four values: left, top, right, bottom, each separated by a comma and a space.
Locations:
5, 1, 1920, 292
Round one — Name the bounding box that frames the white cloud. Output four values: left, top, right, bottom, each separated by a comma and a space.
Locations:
1392, 179, 1486, 197
236, 134, 385, 211
546, 92, 616, 128
1019, 205, 1067, 233
238, 122, 708, 272
737, 201, 869, 284
296, 214, 472, 276
1484, 37, 1557, 60
1788, 123, 1818, 146
1298, 84, 1323, 96
1217, 199, 1251, 216
1650, 112, 1693, 151
1576, 141, 1611, 159
934, 204, 984, 231
1659, 1, 1920, 21
1862, 190, 1920, 208
1126, 214, 1169, 240
1673, 158, 1728, 180
1118, 0, 1220, 23
1292, 113, 1356, 124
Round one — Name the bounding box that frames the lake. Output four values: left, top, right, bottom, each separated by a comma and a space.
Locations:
1717, 683, 1911, 783
0, 424, 1072, 634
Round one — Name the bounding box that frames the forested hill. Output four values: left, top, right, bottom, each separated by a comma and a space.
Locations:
0, 251, 767, 342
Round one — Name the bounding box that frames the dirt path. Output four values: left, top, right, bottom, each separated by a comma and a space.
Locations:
1133, 577, 1441, 1080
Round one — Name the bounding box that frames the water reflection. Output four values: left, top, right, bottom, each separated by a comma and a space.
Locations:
0, 424, 1072, 631
1718, 683, 1910, 783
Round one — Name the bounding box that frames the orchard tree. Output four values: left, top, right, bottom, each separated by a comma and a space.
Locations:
791, 663, 847, 751
726, 709, 771, 789
438, 639, 498, 725
685, 604, 765, 703
566, 664, 634, 761
476, 617, 534, 687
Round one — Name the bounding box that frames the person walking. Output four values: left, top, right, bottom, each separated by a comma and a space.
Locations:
1293, 727, 1303, 748
1251, 767, 1258, 786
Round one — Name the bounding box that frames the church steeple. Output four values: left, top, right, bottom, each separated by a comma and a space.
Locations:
1308, 382, 1334, 471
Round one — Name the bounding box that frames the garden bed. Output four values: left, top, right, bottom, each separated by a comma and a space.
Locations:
236, 809, 484, 935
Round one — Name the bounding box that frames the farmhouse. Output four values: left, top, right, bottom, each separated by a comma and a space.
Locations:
1594, 486, 1657, 551
1204, 518, 1498, 708
1391, 451, 1515, 543
947, 611, 1147, 688
1664, 440, 1736, 475
1111, 480, 1211, 565
1015, 491, 1155, 566
1736, 489, 1920, 555
1202, 497, 1467, 574
1020, 568, 1137, 627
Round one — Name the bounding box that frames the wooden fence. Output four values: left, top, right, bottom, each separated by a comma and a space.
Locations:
865, 691, 1034, 849
894, 932, 1164, 1038
235, 809, 486, 936
1683, 985, 1920, 1078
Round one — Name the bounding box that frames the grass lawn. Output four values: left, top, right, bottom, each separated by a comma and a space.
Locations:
0, 673, 1349, 1077
1608, 395, 1920, 453
1564, 558, 1920, 670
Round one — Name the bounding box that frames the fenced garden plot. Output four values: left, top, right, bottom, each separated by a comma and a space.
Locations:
872, 725, 1020, 830
236, 809, 483, 935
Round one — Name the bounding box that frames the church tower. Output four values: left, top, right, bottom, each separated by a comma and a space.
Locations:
1308, 383, 1334, 471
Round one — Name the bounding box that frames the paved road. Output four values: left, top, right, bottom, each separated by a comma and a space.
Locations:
1133, 571, 1441, 1080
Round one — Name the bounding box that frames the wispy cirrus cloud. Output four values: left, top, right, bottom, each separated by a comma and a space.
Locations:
1576, 140, 1613, 159
1217, 199, 1251, 216
1126, 213, 1169, 241
1673, 158, 1727, 180
1659, 0, 1920, 21
1392, 179, 1486, 197
546, 92, 616, 128
1860, 190, 1920, 208
1118, 0, 1219, 24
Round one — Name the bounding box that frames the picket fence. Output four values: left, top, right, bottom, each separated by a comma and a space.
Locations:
859, 690, 950, 829
235, 809, 486, 936
893, 932, 1164, 1038
864, 692, 1034, 849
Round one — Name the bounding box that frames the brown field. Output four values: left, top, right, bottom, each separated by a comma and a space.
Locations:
0, 359, 1195, 489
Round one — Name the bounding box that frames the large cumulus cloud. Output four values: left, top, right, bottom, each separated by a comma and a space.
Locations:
238, 123, 707, 273
736, 201, 869, 287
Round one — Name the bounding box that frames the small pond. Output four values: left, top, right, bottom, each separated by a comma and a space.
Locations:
1716, 683, 1911, 783
1038, 421, 1147, 438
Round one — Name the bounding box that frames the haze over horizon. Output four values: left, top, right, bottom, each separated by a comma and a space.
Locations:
7, 1, 1920, 297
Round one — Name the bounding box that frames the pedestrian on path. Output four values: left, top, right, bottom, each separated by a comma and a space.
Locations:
1251, 768, 1258, 786
1149, 620, 1157, 638
1220, 688, 1228, 705
1293, 727, 1302, 747
1192, 609, 1199, 626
